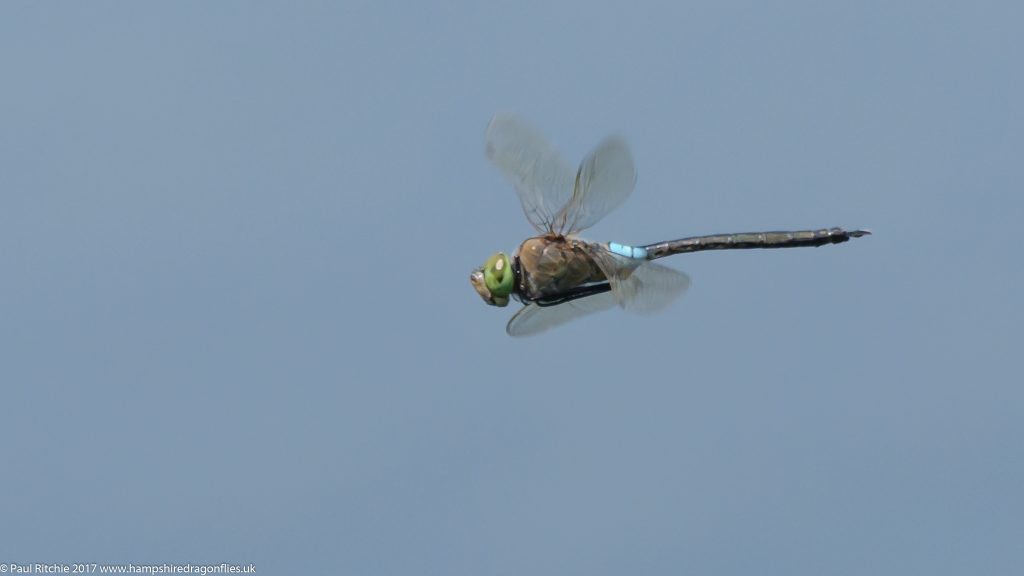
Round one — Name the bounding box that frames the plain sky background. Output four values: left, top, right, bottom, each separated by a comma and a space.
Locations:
2, 1, 1021, 574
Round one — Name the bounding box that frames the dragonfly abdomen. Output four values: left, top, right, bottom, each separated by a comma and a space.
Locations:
607, 242, 648, 260
642, 227, 870, 260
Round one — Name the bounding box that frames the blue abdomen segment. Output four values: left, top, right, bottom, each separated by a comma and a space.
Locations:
607, 242, 648, 260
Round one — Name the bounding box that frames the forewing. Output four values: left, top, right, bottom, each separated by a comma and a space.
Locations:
552, 136, 636, 234
506, 291, 618, 337
484, 114, 576, 233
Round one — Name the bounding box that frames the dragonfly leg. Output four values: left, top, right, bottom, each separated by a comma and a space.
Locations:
535, 282, 613, 307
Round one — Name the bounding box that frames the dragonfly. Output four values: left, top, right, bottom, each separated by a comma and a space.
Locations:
470, 114, 870, 336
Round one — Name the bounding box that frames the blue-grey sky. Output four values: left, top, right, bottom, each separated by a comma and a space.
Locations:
2, 1, 1021, 574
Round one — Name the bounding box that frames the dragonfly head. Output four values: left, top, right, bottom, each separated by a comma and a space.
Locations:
470, 252, 514, 307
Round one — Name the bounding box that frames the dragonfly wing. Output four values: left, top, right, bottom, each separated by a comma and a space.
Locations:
485, 114, 576, 234
590, 248, 691, 314
506, 291, 618, 337
552, 135, 636, 235
613, 261, 691, 314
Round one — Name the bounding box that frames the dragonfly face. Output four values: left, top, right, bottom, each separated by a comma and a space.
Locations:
470, 252, 514, 307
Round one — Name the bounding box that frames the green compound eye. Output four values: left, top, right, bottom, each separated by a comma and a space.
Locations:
483, 252, 514, 297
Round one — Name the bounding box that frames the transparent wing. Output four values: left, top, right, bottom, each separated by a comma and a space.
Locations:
613, 261, 691, 313
590, 248, 692, 314
506, 290, 618, 337
484, 114, 577, 233
551, 136, 636, 235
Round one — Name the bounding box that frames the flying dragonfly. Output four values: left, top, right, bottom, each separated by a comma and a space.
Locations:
470, 114, 870, 336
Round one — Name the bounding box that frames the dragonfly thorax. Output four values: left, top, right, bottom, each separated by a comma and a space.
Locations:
515, 236, 607, 302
